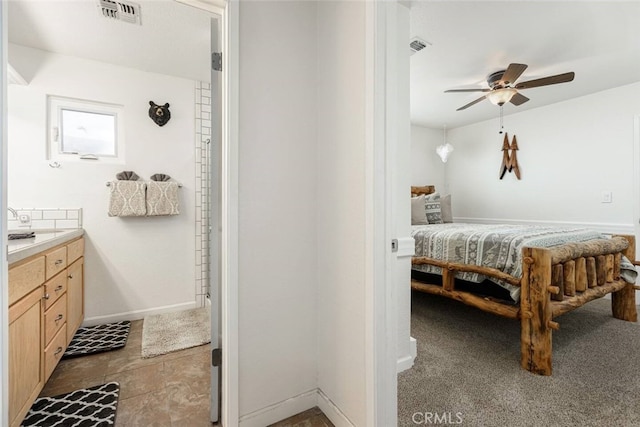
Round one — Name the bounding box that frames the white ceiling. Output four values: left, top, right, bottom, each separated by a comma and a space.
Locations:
410, 1, 640, 129
8, 1, 640, 129
8, 0, 211, 82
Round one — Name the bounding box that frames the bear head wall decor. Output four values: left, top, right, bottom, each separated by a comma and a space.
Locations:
148, 101, 171, 127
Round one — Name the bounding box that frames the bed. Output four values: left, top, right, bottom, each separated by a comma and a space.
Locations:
410, 186, 639, 375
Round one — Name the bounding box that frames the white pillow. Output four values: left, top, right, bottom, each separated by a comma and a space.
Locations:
411, 195, 428, 225
424, 192, 443, 224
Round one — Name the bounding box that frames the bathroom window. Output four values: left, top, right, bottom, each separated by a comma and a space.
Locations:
48, 96, 125, 162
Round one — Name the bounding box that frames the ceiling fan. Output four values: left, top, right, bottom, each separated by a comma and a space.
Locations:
445, 63, 575, 111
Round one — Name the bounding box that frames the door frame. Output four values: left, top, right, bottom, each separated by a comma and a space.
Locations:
1, 1, 9, 425
175, 1, 239, 425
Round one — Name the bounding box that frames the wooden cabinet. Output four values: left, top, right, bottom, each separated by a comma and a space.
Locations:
66, 258, 84, 344
9, 286, 45, 427
8, 236, 84, 427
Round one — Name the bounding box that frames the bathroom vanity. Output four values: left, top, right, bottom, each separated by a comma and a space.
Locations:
7, 229, 85, 427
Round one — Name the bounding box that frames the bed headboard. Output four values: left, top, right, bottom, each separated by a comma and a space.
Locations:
411, 185, 436, 197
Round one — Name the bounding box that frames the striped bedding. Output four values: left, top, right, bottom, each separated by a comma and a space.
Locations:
411, 223, 637, 302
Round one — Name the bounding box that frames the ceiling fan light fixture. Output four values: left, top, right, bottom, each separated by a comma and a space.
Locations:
487, 88, 517, 106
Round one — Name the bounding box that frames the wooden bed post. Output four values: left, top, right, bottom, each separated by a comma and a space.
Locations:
521, 247, 553, 375
611, 235, 638, 322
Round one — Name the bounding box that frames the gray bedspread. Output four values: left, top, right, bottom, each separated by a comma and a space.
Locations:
412, 223, 637, 302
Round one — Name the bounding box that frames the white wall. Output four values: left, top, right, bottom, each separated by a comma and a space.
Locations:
410, 124, 445, 192
237, 1, 319, 423
7, 44, 197, 322
316, 1, 367, 426
446, 82, 640, 231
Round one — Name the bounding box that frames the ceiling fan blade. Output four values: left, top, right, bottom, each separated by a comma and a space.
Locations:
509, 92, 529, 106
515, 72, 575, 89
457, 95, 487, 111
445, 88, 491, 93
500, 63, 528, 86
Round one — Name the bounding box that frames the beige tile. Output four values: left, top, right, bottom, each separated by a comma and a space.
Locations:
164, 350, 211, 384
40, 375, 106, 398
167, 383, 210, 424
269, 407, 334, 427
115, 389, 171, 427
105, 362, 165, 400
49, 352, 111, 383
106, 349, 165, 374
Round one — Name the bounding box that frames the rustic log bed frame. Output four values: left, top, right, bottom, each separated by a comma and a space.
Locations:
410, 186, 639, 375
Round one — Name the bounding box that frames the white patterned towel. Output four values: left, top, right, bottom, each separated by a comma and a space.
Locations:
108, 181, 147, 217
146, 181, 180, 216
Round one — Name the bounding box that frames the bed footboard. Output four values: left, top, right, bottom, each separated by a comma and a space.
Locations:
520, 235, 637, 375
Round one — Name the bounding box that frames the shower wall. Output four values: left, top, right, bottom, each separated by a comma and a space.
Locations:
195, 80, 212, 306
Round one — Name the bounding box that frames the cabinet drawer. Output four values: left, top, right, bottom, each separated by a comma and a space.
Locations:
44, 295, 67, 345
44, 327, 66, 381
45, 247, 67, 280
8, 257, 45, 306
67, 238, 84, 264
44, 274, 67, 311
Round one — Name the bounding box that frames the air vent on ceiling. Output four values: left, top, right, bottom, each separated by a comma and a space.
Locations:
98, 0, 141, 25
410, 37, 431, 56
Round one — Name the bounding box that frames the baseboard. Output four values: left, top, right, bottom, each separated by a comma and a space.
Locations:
238, 389, 317, 427
316, 389, 355, 427
397, 337, 417, 373
238, 388, 355, 427
82, 301, 197, 327
453, 217, 635, 235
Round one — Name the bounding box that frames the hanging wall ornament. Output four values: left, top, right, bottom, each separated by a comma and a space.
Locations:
148, 101, 171, 127
499, 133, 511, 179
499, 133, 521, 180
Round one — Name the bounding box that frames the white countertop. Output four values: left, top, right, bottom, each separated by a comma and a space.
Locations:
7, 229, 85, 265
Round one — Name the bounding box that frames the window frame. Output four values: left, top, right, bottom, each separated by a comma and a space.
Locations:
47, 95, 125, 163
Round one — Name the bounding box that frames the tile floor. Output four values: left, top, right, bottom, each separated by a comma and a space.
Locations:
41, 319, 334, 427
41, 319, 213, 426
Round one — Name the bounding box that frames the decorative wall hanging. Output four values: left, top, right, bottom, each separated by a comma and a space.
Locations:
499, 133, 521, 180
436, 125, 454, 162
148, 101, 171, 127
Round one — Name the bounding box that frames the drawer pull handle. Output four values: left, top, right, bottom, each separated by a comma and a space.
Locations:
54, 347, 63, 356
44, 293, 50, 300
54, 259, 64, 266
68, 275, 73, 279
55, 285, 63, 292
55, 314, 64, 323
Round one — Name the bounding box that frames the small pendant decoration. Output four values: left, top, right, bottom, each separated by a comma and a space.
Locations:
148, 101, 171, 127
499, 133, 521, 180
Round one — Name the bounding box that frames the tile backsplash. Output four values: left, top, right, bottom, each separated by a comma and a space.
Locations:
8, 208, 83, 230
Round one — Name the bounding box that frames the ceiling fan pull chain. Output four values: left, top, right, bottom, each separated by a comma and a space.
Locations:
499, 105, 504, 134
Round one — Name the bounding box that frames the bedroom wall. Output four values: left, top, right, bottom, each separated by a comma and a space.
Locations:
445, 81, 640, 234
237, 1, 319, 424
411, 124, 446, 193
316, 1, 368, 426
7, 43, 197, 322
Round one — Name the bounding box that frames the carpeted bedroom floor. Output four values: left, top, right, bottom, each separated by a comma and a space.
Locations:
398, 291, 640, 427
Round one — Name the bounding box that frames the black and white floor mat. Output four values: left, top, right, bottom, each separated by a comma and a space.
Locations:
63, 321, 130, 359
21, 382, 120, 427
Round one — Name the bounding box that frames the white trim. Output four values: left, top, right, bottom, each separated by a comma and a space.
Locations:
454, 217, 635, 236
82, 301, 197, 327
222, 1, 239, 426
366, 1, 400, 426
396, 236, 415, 258
172, 1, 238, 426
238, 389, 318, 427
633, 115, 640, 260
397, 337, 416, 373
1, 1, 9, 425
317, 388, 356, 427
8, 63, 27, 86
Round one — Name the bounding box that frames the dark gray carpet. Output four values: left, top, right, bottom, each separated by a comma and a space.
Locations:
398, 291, 640, 427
